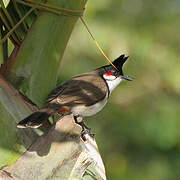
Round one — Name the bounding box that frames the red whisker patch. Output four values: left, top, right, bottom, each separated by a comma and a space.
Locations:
105, 70, 113, 76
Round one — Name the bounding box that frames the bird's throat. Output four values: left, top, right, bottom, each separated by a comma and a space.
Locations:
106, 77, 122, 93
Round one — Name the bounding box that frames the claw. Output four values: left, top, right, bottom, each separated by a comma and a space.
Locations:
74, 116, 95, 141
81, 128, 95, 141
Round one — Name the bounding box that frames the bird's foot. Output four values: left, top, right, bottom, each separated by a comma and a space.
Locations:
81, 127, 95, 141
74, 116, 95, 141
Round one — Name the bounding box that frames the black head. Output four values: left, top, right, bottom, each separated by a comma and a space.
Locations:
98, 54, 133, 81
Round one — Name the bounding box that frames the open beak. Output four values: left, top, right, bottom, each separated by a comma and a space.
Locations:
121, 75, 133, 81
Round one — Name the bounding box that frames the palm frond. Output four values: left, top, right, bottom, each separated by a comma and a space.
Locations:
0, 0, 39, 62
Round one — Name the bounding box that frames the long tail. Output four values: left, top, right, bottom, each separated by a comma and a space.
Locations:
17, 109, 52, 128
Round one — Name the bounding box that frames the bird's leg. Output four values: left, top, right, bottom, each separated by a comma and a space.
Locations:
74, 116, 94, 141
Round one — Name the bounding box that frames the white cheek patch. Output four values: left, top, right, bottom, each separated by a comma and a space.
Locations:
103, 74, 116, 80
105, 77, 123, 92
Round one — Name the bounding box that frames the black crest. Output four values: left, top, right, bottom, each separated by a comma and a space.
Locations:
112, 54, 129, 75
96, 54, 130, 77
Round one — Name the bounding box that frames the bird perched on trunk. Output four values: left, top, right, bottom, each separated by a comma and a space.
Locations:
17, 54, 132, 138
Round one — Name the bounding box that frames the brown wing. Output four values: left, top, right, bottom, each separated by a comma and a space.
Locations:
46, 72, 108, 108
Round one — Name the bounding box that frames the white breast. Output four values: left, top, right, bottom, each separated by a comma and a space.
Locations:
71, 93, 108, 117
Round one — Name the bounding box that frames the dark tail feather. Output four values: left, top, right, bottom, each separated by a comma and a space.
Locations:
17, 111, 51, 128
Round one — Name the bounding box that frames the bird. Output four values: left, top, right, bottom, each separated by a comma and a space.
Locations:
17, 54, 132, 138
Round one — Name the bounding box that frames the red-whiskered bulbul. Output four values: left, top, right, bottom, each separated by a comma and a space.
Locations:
17, 54, 132, 138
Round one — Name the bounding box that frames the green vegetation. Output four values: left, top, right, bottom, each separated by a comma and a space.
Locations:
1, 0, 180, 179
59, 0, 180, 179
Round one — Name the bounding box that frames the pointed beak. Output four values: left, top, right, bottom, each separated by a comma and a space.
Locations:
121, 75, 133, 81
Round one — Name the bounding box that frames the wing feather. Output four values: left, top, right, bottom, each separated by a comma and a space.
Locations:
47, 72, 108, 107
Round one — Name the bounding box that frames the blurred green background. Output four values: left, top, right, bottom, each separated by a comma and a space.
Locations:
59, 0, 180, 179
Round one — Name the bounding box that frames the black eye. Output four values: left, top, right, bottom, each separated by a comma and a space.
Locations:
114, 71, 119, 76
